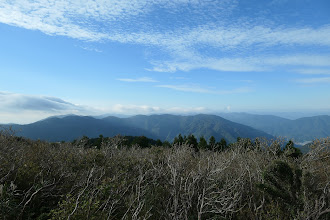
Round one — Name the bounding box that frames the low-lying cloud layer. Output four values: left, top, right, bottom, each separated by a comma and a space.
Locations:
0, 92, 211, 124
0, 92, 83, 112
0, 92, 93, 124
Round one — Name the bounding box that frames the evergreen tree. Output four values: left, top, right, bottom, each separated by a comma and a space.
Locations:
209, 136, 216, 146
155, 139, 162, 146
208, 136, 216, 151
173, 134, 184, 145
94, 134, 104, 149
187, 134, 198, 152
218, 138, 227, 151
198, 136, 208, 150
132, 136, 149, 148
162, 140, 172, 148
283, 140, 302, 158
257, 160, 303, 217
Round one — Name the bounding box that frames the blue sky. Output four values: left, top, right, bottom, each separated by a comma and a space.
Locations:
0, 0, 330, 123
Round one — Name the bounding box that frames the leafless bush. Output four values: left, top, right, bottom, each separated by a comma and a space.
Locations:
0, 131, 329, 219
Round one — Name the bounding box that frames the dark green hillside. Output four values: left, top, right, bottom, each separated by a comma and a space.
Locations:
8, 115, 157, 142
279, 115, 330, 142
218, 112, 290, 133
219, 113, 330, 142
3, 114, 273, 143
104, 114, 273, 143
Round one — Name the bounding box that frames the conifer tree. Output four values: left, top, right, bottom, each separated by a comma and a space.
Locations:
198, 136, 208, 150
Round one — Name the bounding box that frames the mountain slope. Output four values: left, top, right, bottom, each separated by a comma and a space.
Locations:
273, 115, 330, 142
3, 114, 273, 143
104, 114, 273, 143
7, 115, 157, 142
218, 113, 330, 142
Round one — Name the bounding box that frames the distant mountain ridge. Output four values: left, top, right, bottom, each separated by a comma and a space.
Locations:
6, 116, 157, 142
3, 114, 273, 143
4, 113, 329, 143
218, 113, 330, 142
104, 114, 273, 143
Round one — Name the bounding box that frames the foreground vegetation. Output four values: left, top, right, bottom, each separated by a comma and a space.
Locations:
0, 130, 329, 219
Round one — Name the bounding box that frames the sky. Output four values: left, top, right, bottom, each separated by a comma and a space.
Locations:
1, 0, 330, 124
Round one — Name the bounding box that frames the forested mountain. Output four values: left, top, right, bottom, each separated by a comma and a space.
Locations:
7, 116, 157, 142
6, 113, 329, 143
104, 114, 272, 143
3, 114, 272, 143
218, 113, 330, 142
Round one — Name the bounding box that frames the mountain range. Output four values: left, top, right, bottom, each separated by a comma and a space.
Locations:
3, 114, 272, 143
2, 113, 330, 144
218, 113, 330, 143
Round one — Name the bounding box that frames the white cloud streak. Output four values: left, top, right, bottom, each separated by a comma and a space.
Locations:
0, 91, 212, 124
156, 84, 251, 94
110, 104, 208, 115
1, 1, 329, 48
1, 0, 329, 73
0, 91, 81, 112
294, 68, 330, 75
295, 77, 330, 84
117, 77, 158, 82
0, 0, 233, 41
107, 26, 330, 71
151, 54, 330, 73
0, 91, 98, 124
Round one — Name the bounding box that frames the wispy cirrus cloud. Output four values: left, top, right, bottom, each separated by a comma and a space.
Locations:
109, 25, 330, 70
117, 77, 158, 83
294, 68, 330, 75
157, 84, 212, 94
264, 55, 330, 67
295, 77, 330, 84
150, 54, 330, 73
0, 0, 329, 73
156, 84, 251, 94
0, 0, 235, 41
79, 46, 102, 53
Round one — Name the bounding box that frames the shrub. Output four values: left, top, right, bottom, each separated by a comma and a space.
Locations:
0, 130, 329, 219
